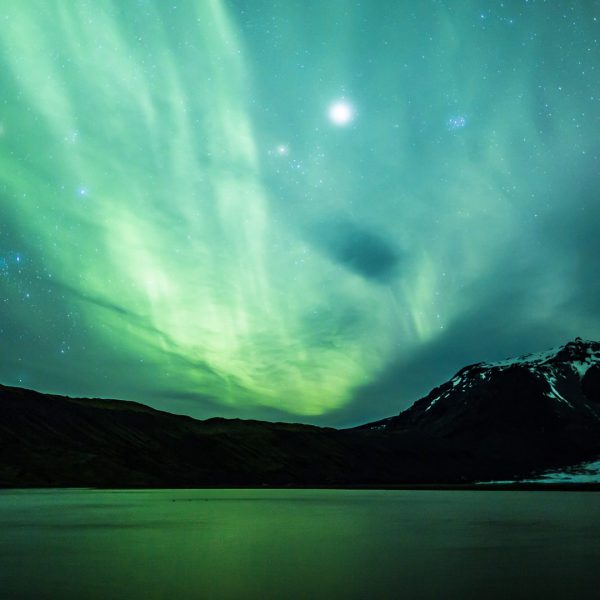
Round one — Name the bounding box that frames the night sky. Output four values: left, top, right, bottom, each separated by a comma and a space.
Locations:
0, 1, 599, 426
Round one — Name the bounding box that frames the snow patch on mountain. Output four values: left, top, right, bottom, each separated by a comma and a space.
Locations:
544, 371, 572, 406
425, 374, 465, 412
483, 348, 559, 369
477, 457, 600, 484
529, 459, 600, 483
482, 339, 600, 377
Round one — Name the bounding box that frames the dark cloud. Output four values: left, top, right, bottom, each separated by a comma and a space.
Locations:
311, 219, 401, 282
543, 174, 600, 300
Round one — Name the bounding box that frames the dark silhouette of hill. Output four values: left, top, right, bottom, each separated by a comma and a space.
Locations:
1, 339, 599, 487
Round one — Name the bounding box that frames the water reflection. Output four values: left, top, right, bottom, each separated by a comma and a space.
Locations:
0, 489, 599, 599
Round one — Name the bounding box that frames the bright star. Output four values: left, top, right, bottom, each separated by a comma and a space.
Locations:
328, 100, 354, 126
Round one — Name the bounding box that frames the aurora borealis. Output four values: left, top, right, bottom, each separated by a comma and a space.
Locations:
0, 1, 599, 425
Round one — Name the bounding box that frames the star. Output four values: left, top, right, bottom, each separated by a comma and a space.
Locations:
328, 100, 355, 126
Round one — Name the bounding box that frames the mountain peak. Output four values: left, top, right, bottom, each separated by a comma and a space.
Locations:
481, 338, 600, 375
554, 338, 600, 363
363, 338, 600, 438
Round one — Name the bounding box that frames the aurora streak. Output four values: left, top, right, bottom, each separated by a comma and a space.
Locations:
0, 1, 598, 424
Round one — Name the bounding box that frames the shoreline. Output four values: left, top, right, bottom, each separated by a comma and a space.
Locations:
2, 483, 600, 492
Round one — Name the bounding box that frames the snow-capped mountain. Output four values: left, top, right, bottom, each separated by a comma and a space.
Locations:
360, 338, 600, 478
366, 338, 600, 432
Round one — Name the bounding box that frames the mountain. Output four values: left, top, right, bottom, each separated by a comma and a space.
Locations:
1, 338, 599, 487
359, 338, 600, 477
0, 383, 471, 487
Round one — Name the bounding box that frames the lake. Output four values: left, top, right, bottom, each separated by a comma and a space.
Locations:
1, 489, 599, 599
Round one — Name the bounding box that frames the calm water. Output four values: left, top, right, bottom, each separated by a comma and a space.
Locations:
1, 489, 600, 599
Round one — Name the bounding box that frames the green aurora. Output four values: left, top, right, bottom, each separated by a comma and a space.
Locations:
0, 1, 599, 424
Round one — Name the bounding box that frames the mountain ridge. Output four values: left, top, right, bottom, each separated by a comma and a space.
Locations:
1, 338, 599, 487
359, 337, 600, 430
